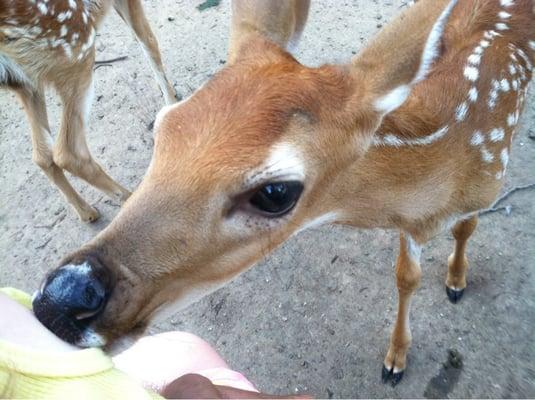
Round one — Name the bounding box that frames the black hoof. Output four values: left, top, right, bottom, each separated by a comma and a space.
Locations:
382, 365, 391, 383
391, 370, 404, 386
446, 286, 465, 303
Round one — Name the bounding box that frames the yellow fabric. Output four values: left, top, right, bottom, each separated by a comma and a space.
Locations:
0, 288, 162, 399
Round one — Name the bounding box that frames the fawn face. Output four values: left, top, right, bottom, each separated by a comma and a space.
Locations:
32, 38, 386, 346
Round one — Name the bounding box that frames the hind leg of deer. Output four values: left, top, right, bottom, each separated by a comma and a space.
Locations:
446, 216, 478, 303
113, 0, 177, 104
382, 232, 422, 386
52, 66, 131, 203
15, 86, 100, 222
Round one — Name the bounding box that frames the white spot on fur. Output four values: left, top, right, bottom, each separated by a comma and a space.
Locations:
480, 39, 490, 48
495, 23, 509, 31
468, 87, 478, 102
455, 102, 468, 122
495, 171, 503, 180
69, 0, 77, 9
500, 148, 509, 169
62, 42, 72, 59
489, 127, 505, 142
374, 85, 410, 114
406, 235, 422, 262
468, 54, 481, 65
470, 131, 484, 146
507, 112, 516, 126
473, 46, 484, 55
464, 66, 479, 81
529, 41, 535, 51
57, 11, 72, 22
508, 63, 517, 75
481, 147, 494, 163
500, 78, 510, 92
37, 2, 48, 14
500, 0, 514, 7
82, 11, 88, 24
512, 79, 519, 90
412, 0, 459, 83
498, 11, 511, 19
60, 25, 68, 37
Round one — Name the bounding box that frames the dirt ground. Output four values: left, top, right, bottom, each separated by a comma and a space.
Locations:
1, 0, 534, 398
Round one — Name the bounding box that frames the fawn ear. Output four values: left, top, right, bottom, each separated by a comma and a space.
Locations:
227, 0, 310, 64
352, 0, 458, 115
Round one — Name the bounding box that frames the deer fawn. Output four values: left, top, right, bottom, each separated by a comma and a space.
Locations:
1, 0, 176, 222
33, 0, 533, 386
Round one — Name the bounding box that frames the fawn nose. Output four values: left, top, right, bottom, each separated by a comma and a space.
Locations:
33, 256, 113, 345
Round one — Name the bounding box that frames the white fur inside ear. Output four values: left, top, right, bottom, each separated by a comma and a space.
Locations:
374, 85, 410, 114
413, 0, 459, 83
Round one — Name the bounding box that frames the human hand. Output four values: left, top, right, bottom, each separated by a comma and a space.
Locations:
161, 373, 311, 399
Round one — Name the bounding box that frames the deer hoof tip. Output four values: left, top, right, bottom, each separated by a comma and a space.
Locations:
391, 370, 404, 386
381, 365, 391, 383
446, 286, 465, 303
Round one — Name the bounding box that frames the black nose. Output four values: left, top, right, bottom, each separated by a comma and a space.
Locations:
33, 256, 113, 345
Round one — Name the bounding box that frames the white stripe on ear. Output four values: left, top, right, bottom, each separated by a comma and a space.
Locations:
413, 0, 459, 83
374, 0, 458, 114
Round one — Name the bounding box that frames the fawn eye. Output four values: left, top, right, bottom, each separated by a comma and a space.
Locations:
249, 181, 304, 217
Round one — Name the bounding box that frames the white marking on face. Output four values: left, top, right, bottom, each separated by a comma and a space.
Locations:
489, 127, 505, 142
295, 212, 341, 235
406, 235, 422, 263
470, 130, 484, 146
77, 329, 106, 347
374, 85, 410, 114
464, 66, 479, 81
481, 147, 494, 163
412, 0, 459, 83
455, 102, 468, 122
498, 11, 511, 19
468, 87, 478, 102
262, 143, 306, 181
499, 0, 514, 7
468, 54, 481, 65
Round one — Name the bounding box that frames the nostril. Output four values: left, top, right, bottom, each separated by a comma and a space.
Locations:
72, 280, 106, 321
38, 260, 110, 321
